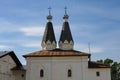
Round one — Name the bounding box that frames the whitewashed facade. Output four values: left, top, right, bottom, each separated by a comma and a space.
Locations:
24, 55, 111, 80
0, 54, 15, 80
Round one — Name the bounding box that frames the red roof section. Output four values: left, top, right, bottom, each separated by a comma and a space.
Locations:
23, 49, 90, 58
23, 49, 110, 68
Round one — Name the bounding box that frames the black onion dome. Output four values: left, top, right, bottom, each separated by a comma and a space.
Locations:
42, 22, 56, 43
59, 21, 74, 43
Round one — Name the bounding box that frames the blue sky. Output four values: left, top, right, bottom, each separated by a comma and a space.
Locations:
0, 0, 120, 64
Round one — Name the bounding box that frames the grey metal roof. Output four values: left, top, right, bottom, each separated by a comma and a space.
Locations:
42, 22, 56, 43
59, 21, 74, 43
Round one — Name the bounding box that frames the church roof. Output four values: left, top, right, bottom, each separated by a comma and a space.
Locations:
88, 61, 110, 68
23, 49, 90, 58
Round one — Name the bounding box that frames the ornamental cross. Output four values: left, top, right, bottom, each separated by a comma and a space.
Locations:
64, 6, 67, 15
48, 7, 51, 15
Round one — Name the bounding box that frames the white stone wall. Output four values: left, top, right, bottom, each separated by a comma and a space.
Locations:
26, 56, 111, 80
0, 55, 16, 80
87, 68, 111, 80
0, 55, 26, 80
12, 70, 26, 80
26, 56, 88, 80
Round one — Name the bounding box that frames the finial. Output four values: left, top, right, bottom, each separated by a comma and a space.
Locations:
64, 6, 67, 15
47, 7, 52, 22
63, 6, 69, 22
48, 7, 51, 15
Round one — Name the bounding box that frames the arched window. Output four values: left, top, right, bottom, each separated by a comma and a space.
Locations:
40, 69, 44, 77
68, 69, 72, 77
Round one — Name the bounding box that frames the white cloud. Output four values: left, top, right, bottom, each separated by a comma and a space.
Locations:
19, 25, 62, 37
84, 47, 103, 54
22, 41, 41, 48
71, 4, 120, 21
74, 43, 103, 54
89, 47, 103, 53
20, 27, 45, 37
0, 45, 11, 49
0, 18, 18, 33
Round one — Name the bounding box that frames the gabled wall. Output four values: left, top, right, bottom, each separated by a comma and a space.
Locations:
0, 54, 26, 80
0, 55, 16, 80
87, 68, 111, 80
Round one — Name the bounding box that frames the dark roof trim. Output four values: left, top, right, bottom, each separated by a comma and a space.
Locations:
88, 61, 111, 68
0, 51, 11, 57
11, 66, 26, 71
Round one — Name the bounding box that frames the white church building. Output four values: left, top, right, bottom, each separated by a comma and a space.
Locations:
0, 10, 111, 80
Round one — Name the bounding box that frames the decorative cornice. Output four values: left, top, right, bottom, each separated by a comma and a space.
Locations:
59, 40, 74, 50
41, 41, 56, 50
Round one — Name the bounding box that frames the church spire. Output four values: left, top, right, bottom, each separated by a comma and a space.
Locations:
59, 7, 74, 50
41, 7, 57, 50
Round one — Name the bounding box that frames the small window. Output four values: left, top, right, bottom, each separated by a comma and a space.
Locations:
96, 71, 100, 77
21, 74, 24, 77
68, 69, 72, 77
40, 69, 44, 77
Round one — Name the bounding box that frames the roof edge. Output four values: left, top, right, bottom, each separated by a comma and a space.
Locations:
88, 61, 111, 68
23, 49, 90, 58
0, 51, 23, 68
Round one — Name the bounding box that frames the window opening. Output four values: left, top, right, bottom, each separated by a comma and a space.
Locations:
96, 71, 100, 77
68, 69, 72, 77
40, 69, 44, 77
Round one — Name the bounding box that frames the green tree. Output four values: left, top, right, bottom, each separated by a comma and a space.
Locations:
97, 58, 120, 80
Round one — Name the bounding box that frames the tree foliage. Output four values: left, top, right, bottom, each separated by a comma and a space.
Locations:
97, 58, 120, 80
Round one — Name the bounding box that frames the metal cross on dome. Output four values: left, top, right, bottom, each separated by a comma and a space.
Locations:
48, 7, 51, 15
64, 6, 67, 15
